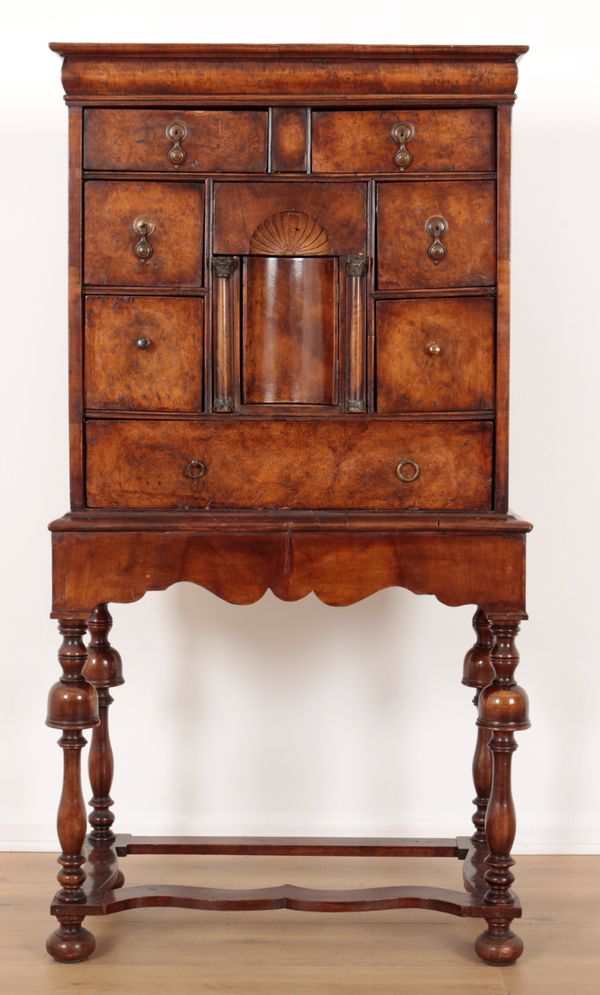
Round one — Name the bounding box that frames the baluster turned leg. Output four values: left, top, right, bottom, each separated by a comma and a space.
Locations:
475, 613, 530, 966
46, 619, 99, 962
83, 605, 125, 888
462, 609, 494, 894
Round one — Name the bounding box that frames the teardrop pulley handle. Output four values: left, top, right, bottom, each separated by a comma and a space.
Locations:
133, 216, 156, 263
391, 122, 414, 171
425, 216, 448, 263
166, 121, 188, 168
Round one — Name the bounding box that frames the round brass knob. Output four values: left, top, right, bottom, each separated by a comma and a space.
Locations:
136, 336, 151, 350
396, 459, 420, 483
426, 342, 443, 356
184, 460, 206, 480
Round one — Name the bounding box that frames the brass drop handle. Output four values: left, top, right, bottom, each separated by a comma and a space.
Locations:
166, 121, 188, 168
184, 460, 206, 480
426, 342, 443, 356
391, 121, 414, 171
426, 216, 448, 263
396, 459, 420, 483
133, 216, 156, 263
136, 336, 151, 350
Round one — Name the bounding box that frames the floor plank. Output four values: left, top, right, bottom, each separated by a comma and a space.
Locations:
0, 852, 597, 994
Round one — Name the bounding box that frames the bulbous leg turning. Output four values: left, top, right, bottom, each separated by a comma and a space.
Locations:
84, 606, 125, 890
475, 919, 524, 966
475, 612, 530, 966
46, 619, 100, 963
46, 917, 96, 963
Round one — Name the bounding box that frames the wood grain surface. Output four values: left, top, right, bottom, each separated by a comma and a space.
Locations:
312, 109, 495, 173
376, 297, 495, 412
213, 181, 366, 256
271, 108, 308, 172
85, 418, 493, 511
51, 528, 525, 612
377, 180, 496, 290
84, 180, 204, 287
84, 109, 267, 172
242, 257, 338, 405
85, 296, 203, 412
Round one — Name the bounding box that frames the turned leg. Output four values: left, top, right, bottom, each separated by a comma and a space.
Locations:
475, 613, 530, 966
46, 619, 99, 962
462, 609, 494, 850
83, 605, 125, 886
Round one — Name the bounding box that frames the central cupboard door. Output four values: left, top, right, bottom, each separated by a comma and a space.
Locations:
242, 255, 339, 405
212, 181, 367, 413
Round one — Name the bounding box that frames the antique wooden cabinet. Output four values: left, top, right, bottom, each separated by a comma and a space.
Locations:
47, 43, 531, 966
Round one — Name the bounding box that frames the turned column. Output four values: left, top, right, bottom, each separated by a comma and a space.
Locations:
475, 613, 530, 966
462, 609, 494, 848
46, 619, 99, 963
83, 605, 124, 854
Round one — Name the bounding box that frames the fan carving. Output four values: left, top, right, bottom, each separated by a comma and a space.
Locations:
249, 211, 331, 256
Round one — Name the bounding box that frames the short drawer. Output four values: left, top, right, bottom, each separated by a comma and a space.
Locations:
377, 180, 496, 290
376, 298, 495, 412
84, 181, 204, 287
312, 109, 495, 173
84, 110, 268, 173
85, 419, 493, 511
85, 296, 203, 412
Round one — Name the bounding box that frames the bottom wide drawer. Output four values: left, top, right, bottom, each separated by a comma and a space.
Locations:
85, 419, 493, 511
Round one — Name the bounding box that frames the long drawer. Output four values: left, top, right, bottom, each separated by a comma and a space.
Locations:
86, 419, 493, 511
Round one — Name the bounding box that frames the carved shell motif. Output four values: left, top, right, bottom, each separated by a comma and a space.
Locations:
249, 211, 331, 256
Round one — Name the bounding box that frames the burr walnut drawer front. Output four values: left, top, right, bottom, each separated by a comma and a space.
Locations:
84, 296, 203, 413
312, 109, 495, 173
377, 180, 496, 290
376, 298, 495, 412
85, 419, 493, 511
84, 180, 204, 287
84, 109, 268, 172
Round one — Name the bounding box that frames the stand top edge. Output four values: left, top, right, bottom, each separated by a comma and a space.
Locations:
49, 512, 533, 535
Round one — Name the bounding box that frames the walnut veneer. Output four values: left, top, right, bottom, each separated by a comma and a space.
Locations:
46, 43, 531, 967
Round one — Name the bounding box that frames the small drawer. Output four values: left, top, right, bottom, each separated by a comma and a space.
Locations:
84, 110, 268, 173
213, 180, 367, 257
85, 296, 203, 412
377, 180, 496, 290
84, 181, 204, 287
85, 419, 493, 512
312, 109, 495, 174
376, 298, 495, 412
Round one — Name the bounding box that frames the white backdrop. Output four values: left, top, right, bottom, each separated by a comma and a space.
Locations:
1, 0, 599, 853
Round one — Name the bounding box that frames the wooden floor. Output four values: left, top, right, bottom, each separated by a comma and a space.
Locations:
1, 852, 598, 993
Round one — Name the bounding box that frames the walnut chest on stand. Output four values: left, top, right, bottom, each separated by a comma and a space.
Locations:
46, 43, 531, 966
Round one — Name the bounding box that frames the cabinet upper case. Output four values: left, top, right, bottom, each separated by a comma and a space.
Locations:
52, 43, 526, 516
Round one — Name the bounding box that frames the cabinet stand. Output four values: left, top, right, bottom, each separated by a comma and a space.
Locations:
47, 512, 530, 965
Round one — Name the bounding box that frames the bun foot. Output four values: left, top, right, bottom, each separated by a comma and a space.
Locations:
46, 919, 96, 962
475, 919, 523, 965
